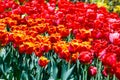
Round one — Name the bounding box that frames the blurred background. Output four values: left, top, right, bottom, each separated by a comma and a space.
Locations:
70, 0, 120, 15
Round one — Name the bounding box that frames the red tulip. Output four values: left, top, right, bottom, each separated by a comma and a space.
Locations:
102, 67, 108, 77
78, 51, 93, 64
88, 66, 97, 76
102, 53, 117, 67
109, 32, 119, 43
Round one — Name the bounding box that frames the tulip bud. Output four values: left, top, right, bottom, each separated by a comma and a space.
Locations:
78, 51, 93, 64
38, 56, 50, 67
88, 66, 97, 76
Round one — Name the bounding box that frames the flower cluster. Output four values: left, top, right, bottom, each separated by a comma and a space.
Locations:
0, 0, 120, 79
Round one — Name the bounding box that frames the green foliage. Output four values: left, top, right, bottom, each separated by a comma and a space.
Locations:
0, 44, 118, 80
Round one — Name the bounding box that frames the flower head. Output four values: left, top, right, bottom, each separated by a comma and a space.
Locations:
38, 56, 50, 67
88, 66, 97, 76
78, 51, 93, 64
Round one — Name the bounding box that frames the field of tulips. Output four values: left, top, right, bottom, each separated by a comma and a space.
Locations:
0, 0, 120, 80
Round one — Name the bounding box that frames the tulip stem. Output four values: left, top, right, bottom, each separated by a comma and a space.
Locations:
41, 74, 43, 80
85, 65, 88, 80
82, 65, 88, 80
39, 67, 44, 80
98, 60, 102, 80
77, 60, 80, 79
68, 60, 71, 70
106, 74, 110, 80
113, 74, 116, 80
90, 77, 94, 80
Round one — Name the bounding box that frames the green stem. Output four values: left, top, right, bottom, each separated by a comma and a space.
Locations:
106, 74, 110, 80
113, 74, 116, 80
85, 65, 88, 80
41, 73, 43, 80
91, 77, 94, 80
83, 67, 84, 80
82, 65, 88, 80
77, 60, 80, 79
68, 60, 71, 70
40, 68, 44, 80
98, 61, 102, 80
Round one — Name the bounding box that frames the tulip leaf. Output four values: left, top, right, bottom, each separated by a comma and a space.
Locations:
3, 47, 11, 62
0, 64, 4, 75
49, 57, 58, 80
21, 71, 28, 80
62, 64, 75, 80
0, 48, 6, 57
28, 74, 35, 80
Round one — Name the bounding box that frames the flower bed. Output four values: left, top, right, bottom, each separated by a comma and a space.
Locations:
0, 0, 120, 80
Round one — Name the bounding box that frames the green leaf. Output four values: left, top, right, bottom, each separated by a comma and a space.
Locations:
62, 64, 75, 80
61, 61, 67, 80
21, 71, 28, 80
3, 47, 11, 62
49, 57, 58, 80
7, 71, 13, 80
48, 77, 54, 80
35, 67, 42, 80
0, 48, 6, 57
28, 74, 35, 80
0, 64, 4, 74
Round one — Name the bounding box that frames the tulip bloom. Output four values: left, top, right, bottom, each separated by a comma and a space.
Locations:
38, 56, 50, 67
88, 66, 97, 76
78, 51, 93, 64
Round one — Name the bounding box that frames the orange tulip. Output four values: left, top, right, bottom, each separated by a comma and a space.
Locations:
12, 31, 26, 46
57, 25, 71, 37
71, 52, 79, 62
68, 39, 82, 53
47, 26, 57, 35
34, 44, 43, 57
38, 56, 50, 67
41, 42, 51, 53
59, 49, 70, 61
53, 41, 67, 53
49, 33, 61, 43
0, 30, 9, 46
22, 42, 35, 54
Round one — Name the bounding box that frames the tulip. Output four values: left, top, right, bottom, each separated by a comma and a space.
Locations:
88, 66, 97, 76
102, 67, 108, 77
38, 56, 50, 67
109, 32, 119, 43
78, 51, 93, 64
